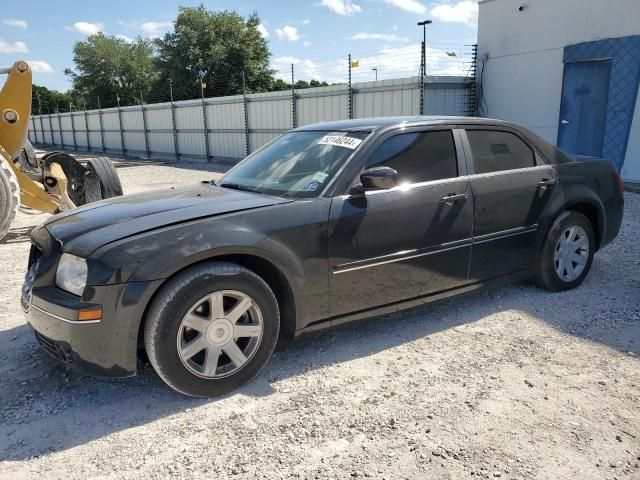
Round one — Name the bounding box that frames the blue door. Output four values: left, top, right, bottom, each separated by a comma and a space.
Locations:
558, 60, 612, 157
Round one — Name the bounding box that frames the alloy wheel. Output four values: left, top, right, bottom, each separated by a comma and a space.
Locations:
176, 290, 263, 379
553, 225, 589, 282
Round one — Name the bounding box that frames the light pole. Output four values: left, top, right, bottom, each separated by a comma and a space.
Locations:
372, 67, 378, 81
417, 19, 432, 115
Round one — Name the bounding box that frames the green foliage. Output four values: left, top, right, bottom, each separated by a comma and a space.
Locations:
61, 5, 339, 105
65, 33, 158, 108
155, 5, 273, 99
31, 85, 74, 113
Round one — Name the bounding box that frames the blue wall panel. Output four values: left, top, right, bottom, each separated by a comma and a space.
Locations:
563, 35, 640, 170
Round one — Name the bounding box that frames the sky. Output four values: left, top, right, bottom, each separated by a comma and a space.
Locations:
0, 0, 479, 92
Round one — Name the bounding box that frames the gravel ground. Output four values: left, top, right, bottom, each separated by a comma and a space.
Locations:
0, 156, 639, 479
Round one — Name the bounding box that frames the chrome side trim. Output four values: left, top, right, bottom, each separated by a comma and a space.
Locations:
332, 224, 539, 275
31, 304, 102, 324
333, 239, 472, 274
473, 224, 538, 245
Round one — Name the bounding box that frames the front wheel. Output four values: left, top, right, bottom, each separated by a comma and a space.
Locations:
144, 262, 280, 397
533, 211, 595, 291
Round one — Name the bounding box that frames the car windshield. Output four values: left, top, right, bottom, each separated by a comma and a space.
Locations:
219, 130, 370, 198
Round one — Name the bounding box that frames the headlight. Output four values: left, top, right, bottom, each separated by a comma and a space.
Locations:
55, 254, 88, 296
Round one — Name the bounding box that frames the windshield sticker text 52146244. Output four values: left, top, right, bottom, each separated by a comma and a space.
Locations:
318, 135, 363, 150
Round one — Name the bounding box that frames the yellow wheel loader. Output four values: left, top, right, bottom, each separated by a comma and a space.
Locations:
0, 61, 122, 241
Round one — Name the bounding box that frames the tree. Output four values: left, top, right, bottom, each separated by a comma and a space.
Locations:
309, 80, 329, 88
270, 78, 290, 91
65, 33, 158, 108
155, 5, 273, 99
31, 85, 74, 113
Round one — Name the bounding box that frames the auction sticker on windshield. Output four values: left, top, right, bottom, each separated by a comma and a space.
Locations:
318, 135, 363, 149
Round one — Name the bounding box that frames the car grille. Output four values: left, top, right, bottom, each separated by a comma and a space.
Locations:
34, 331, 73, 366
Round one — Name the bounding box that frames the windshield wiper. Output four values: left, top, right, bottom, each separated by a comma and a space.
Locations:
219, 182, 262, 194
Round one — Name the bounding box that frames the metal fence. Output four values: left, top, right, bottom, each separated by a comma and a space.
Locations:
28, 75, 473, 163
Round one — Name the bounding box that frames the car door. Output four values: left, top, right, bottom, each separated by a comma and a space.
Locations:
461, 127, 556, 280
327, 127, 473, 317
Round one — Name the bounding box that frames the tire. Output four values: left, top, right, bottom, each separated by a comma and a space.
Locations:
533, 210, 595, 292
0, 160, 20, 242
144, 262, 280, 397
86, 157, 123, 199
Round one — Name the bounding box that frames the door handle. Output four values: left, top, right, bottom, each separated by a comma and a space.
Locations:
537, 178, 557, 188
440, 193, 469, 205
561, 119, 571, 125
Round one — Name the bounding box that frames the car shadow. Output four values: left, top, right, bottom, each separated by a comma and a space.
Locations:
1, 266, 637, 461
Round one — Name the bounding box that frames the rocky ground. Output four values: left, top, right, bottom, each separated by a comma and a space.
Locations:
0, 155, 638, 479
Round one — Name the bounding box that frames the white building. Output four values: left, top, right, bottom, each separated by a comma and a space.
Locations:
477, 0, 640, 182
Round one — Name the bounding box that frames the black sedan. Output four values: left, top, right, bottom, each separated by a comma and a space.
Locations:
22, 116, 624, 396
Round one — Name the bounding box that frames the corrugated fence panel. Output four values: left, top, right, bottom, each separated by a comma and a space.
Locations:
86, 112, 102, 150
50, 115, 62, 146
120, 107, 145, 154
247, 91, 291, 131
297, 85, 348, 126
144, 104, 174, 157
246, 91, 291, 154
175, 100, 206, 158
28, 75, 471, 161
424, 76, 469, 116
72, 113, 89, 149
99, 109, 121, 152
249, 132, 279, 154
59, 114, 74, 147
207, 96, 245, 159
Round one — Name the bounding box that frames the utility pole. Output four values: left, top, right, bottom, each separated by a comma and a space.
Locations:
372, 67, 378, 82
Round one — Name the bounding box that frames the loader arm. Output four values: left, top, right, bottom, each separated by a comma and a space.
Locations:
0, 61, 60, 213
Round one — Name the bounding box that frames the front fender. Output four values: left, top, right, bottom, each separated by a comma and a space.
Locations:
88, 199, 333, 329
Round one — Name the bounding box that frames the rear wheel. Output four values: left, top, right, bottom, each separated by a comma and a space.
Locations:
0, 160, 20, 242
144, 262, 280, 397
533, 211, 595, 291
86, 157, 123, 199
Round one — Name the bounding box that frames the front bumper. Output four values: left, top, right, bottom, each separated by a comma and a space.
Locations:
23, 225, 164, 378
24, 280, 162, 378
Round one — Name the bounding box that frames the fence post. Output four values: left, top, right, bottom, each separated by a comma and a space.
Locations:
290, 63, 297, 128
97, 97, 105, 153
348, 54, 353, 120
419, 41, 425, 115
116, 95, 126, 158
69, 103, 77, 151
37, 94, 46, 145
140, 90, 151, 160
169, 80, 179, 161
47, 113, 54, 145
56, 105, 63, 148
30, 114, 38, 144
242, 71, 250, 157
83, 102, 91, 152
199, 83, 210, 162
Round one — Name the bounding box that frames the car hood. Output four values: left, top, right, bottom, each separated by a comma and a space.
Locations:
44, 182, 292, 256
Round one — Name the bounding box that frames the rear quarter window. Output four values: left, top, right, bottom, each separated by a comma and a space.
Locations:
466, 130, 535, 174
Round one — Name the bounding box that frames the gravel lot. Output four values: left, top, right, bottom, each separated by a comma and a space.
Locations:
0, 156, 639, 479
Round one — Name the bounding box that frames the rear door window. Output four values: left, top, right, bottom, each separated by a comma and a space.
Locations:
466, 130, 535, 174
365, 130, 458, 184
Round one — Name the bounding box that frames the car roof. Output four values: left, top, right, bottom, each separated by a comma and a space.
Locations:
293, 116, 517, 132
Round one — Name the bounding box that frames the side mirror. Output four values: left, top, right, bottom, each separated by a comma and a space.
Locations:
360, 166, 398, 191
